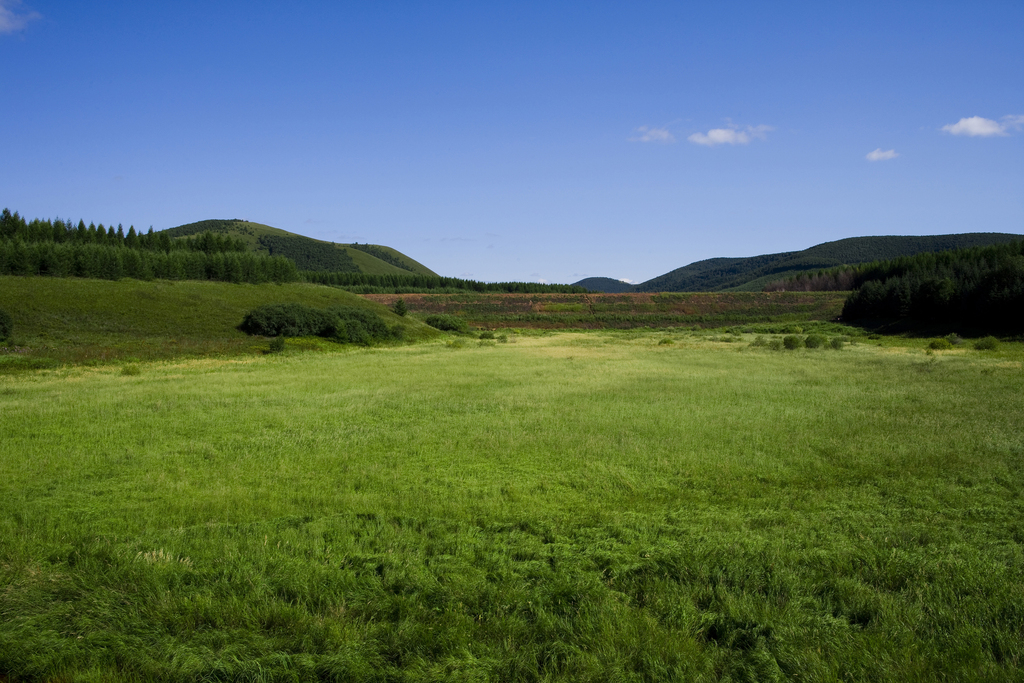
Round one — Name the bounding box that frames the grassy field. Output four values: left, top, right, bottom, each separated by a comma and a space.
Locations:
362, 291, 848, 329
0, 276, 439, 369
2, 328, 1023, 681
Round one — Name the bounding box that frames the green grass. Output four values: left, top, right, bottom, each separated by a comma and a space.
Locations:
2, 330, 1023, 681
0, 276, 439, 368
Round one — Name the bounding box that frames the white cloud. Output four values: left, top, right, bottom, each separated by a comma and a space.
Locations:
941, 116, 1008, 137
866, 148, 899, 161
630, 126, 676, 144
617, 278, 636, 284
0, 0, 40, 34
1002, 115, 1024, 131
688, 123, 772, 147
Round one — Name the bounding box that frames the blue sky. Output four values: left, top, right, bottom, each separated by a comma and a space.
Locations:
2, 1, 1022, 284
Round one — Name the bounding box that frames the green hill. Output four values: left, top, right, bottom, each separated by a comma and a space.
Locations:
571, 277, 636, 293
0, 276, 440, 369
576, 233, 1024, 292
160, 220, 439, 277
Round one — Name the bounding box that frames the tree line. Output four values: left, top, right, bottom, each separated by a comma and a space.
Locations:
1, 209, 297, 283
840, 240, 1023, 330
303, 270, 587, 293
1, 209, 248, 254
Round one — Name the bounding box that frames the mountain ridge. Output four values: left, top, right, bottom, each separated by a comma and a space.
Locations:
575, 233, 1024, 292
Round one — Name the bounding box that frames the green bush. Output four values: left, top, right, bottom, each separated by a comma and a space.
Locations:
768, 338, 784, 351
828, 337, 845, 350
945, 333, 963, 346
749, 335, 769, 348
425, 314, 468, 333
658, 337, 674, 345
928, 338, 954, 350
240, 303, 335, 337
497, 334, 509, 343
974, 336, 1000, 351
783, 335, 804, 350
326, 306, 402, 345
241, 303, 400, 345
0, 308, 11, 341
121, 364, 141, 376
392, 298, 408, 317
478, 331, 495, 340
267, 337, 286, 354
804, 334, 827, 349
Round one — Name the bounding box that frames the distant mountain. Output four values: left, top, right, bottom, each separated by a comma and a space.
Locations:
571, 277, 636, 293
160, 219, 438, 277
576, 233, 1023, 293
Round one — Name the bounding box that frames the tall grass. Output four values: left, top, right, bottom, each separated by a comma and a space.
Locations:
1, 332, 1023, 680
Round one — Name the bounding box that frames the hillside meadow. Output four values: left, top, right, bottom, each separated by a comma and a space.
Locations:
2, 327, 1023, 681
0, 276, 439, 369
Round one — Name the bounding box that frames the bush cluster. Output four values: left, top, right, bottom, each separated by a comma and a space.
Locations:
804, 334, 827, 349
751, 333, 845, 351
974, 336, 1000, 351
783, 335, 804, 350
424, 314, 468, 333
240, 303, 402, 345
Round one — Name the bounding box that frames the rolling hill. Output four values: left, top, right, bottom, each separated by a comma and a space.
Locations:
575, 233, 1024, 292
160, 220, 439, 277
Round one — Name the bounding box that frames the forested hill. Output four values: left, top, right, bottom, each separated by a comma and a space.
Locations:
161, 220, 439, 277
571, 277, 636, 293
576, 233, 1023, 293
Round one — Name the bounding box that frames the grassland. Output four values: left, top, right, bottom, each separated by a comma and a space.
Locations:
0, 276, 439, 369
2, 327, 1023, 681
363, 291, 848, 329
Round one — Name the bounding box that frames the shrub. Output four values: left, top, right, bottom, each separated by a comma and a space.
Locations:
928, 338, 954, 350
945, 333, 963, 345
828, 337, 845, 350
783, 335, 804, 350
479, 331, 495, 339
974, 336, 1000, 351
241, 303, 400, 346
392, 298, 407, 317
240, 303, 335, 337
497, 334, 509, 343
267, 337, 286, 354
425, 314, 468, 333
768, 338, 784, 351
804, 334, 827, 349
658, 337, 674, 345
326, 306, 401, 345
121, 364, 141, 376
0, 308, 11, 341
783, 325, 804, 334
749, 335, 769, 348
